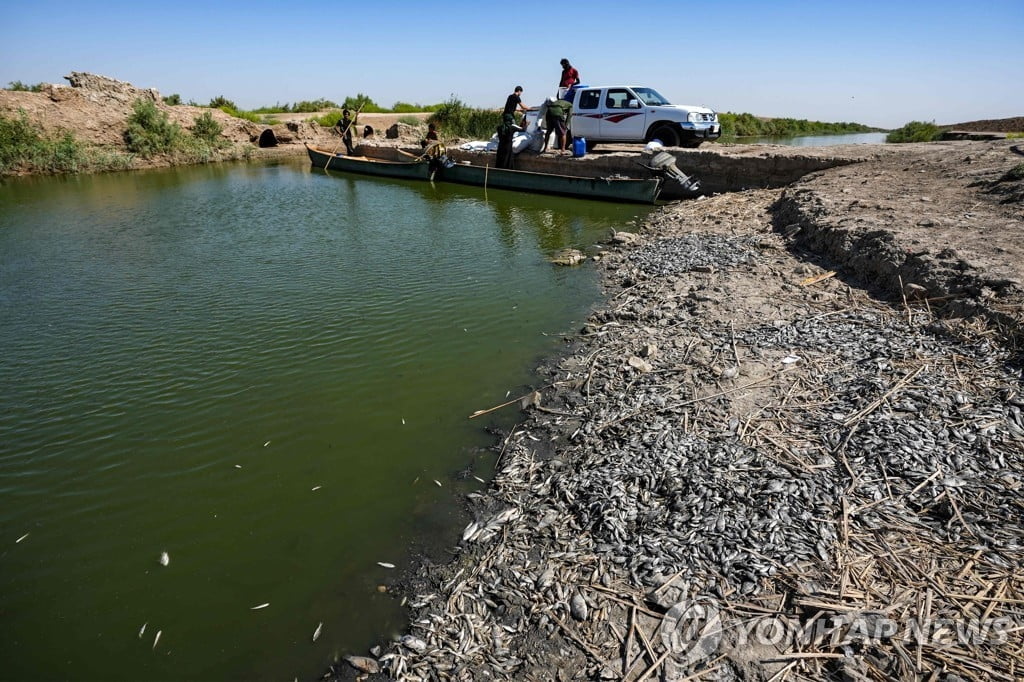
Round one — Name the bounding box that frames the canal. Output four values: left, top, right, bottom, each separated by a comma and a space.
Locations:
0, 158, 651, 681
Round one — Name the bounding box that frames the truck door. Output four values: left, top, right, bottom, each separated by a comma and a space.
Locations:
570, 88, 602, 140
600, 88, 646, 140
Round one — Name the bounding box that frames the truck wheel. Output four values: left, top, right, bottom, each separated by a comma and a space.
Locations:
649, 125, 680, 147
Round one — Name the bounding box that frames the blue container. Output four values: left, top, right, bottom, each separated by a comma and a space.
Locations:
572, 137, 586, 158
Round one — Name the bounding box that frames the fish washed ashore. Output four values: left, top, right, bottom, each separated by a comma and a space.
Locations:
330, 140, 1024, 682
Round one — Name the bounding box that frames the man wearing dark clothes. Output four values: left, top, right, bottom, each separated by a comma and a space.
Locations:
497, 86, 527, 169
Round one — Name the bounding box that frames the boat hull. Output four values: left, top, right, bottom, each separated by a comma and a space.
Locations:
305, 145, 431, 181
440, 162, 661, 204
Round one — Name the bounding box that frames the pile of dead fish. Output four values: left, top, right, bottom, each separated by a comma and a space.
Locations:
350, 230, 1023, 681
626, 233, 761, 276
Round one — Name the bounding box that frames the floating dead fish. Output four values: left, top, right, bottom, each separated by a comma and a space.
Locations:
16, 533, 29, 544
377, 562, 395, 569
251, 603, 270, 610
263, 441, 271, 447
433, 480, 442, 487
402, 418, 406, 424
138, 622, 147, 638
311, 486, 321, 491
152, 630, 161, 650
312, 622, 322, 642
345, 655, 380, 675
159, 551, 169, 567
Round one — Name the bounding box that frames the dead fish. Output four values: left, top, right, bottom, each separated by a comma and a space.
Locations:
152, 630, 162, 650
312, 622, 322, 642
345, 656, 380, 675
433, 480, 442, 487
251, 603, 270, 610
263, 441, 271, 447
159, 552, 170, 567
16, 533, 29, 544
138, 622, 147, 638
377, 562, 395, 569
311, 486, 321, 491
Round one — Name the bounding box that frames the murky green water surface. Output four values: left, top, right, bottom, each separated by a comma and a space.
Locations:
0, 159, 650, 681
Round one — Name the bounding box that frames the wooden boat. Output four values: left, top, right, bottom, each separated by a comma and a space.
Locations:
438, 161, 662, 204
305, 144, 431, 181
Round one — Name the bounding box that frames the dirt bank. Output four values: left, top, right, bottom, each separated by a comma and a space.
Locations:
326, 139, 1023, 681
0, 72, 430, 173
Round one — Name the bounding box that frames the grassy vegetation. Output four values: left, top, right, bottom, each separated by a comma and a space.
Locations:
6, 81, 46, 92
0, 109, 133, 174
428, 96, 501, 140
886, 120, 944, 143
718, 112, 878, 139
122, 98, 239, 163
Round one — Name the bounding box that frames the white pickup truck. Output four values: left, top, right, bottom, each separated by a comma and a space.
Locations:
540, 85, 720, 149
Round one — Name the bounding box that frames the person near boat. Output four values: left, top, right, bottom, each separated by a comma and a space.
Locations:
335, 109, 356, 155
497, 86, 529, 169
541, 96, 573, 154
558, 58, 580, 99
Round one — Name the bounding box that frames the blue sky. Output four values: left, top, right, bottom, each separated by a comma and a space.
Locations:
2, 0, 1021, 129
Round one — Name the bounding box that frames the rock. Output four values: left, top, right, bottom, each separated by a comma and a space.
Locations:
640, 343, 659, 358
386, 122, 420, 139
345, 655, 380, 675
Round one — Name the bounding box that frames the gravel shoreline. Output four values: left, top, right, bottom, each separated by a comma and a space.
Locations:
327, 140, 1023, 682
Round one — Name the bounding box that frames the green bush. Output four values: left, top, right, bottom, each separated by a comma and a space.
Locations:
124, 98, 182, 157
293, 98, 338, 113
717, 112, 876, 139
191, 111, 224, 144
6, 81, 45, 92
208, 95, 236, 110
0, 110, 42, 171
429, 96, 501, 140
0, 110, 132, 174
342, 93, 387, 113
397, 115, 423, 126
163, 94, 182, 105
886, 121, 943, 143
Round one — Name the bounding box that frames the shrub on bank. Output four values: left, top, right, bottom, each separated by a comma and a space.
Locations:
0, 110, 132, 174
886, 121, 943, 143
191, 111, 225, 146
6, 81, 45, 92
429, 96, 501, 141
124, 98, 182, 157
717, 112, 877, 139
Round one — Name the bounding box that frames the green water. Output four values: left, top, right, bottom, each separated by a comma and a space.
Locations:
0, 159, 650, 681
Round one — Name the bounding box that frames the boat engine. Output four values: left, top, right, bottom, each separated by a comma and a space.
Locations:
648, 151, 701, 194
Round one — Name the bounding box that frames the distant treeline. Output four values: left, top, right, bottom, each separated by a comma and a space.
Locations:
718, 112, 880, 138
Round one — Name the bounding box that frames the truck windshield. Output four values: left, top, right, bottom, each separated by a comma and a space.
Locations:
632, 88, 671, 106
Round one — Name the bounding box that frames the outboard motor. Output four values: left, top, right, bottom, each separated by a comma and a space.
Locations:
648, 150, 700, 194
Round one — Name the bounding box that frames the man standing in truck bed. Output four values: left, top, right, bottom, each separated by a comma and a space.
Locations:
558, 58, 580, 99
